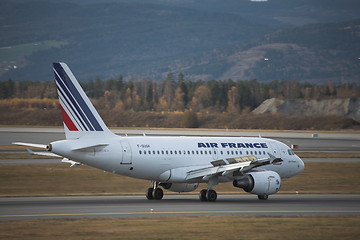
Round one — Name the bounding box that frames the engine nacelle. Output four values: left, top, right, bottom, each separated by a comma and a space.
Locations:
160, 183, 199, 193
233, 171, 281, 195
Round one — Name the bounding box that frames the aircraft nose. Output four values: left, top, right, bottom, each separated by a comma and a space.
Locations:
297, 157, 305, 174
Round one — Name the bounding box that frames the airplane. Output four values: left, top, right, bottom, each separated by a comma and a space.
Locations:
14, 62, 304, 202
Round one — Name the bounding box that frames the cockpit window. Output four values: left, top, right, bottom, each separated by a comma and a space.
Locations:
287, 149, 295, 155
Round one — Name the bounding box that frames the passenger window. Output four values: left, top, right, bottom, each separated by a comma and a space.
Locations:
148, 150, 151, 154
144, 151, 146, 155
161, 150, 164, 154
231, 151, 234, 155
192, 151, 194, 155
250, 151, 253, 155
246, 151, 249, 155
221, 151, 223, 155
157, 150, 160, 154
170, 151, 173, 154
204, 151, 207, 154
240, 151, 242, 155
263, 151, 265, 155
166, 150, 168, 154
153, 151, 155, 154
196, 151, 199, 155
255, 151, 257, 155
179, 151, 181, 155
139, 150, 142, 154
200, 151, 203, 155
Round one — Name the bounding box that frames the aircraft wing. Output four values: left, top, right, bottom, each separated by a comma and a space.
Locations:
185, 153, 282, 181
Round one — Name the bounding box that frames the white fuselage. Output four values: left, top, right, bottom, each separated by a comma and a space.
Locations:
50, 135, 304, 183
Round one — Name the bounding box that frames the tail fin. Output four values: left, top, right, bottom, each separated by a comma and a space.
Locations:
53, 62, 114, 139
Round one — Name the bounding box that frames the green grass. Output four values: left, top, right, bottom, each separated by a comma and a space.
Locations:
0, 162, 359, 196
0, 40, 67, 63
0, 40, 67, 76
0, 216, 359, 240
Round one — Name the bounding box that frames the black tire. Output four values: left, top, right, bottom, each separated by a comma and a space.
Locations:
153, 187, 164, 200
146, 188, 154, 200
206, 189, 217, 202
258, 194, 268, 200
199, 189, 207, 201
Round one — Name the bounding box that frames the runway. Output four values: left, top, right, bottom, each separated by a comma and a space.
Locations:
1, 194, 359, 220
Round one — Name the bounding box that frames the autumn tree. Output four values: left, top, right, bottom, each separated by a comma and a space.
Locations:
190, 85, 211, 111
227, 86, 239, 113
164, 73, 175, 108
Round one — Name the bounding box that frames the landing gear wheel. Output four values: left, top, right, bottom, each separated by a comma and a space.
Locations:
206, 189, 217, 202
258, 194, 268, 200
199, 189, 207, 201
146, 188, 154, 200
152, 187, 164, 200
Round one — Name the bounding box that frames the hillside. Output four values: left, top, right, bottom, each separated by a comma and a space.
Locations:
253, 98, 360, 119
0, 0, 270, 81
179, 18, 360, 83
1, 0, 360, 82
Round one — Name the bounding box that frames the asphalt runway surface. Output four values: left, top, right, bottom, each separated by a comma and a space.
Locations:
1, 127, 360, 152
1, 194, 359, 220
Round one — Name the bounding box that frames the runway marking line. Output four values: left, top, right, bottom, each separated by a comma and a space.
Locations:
1, 210, 360, 218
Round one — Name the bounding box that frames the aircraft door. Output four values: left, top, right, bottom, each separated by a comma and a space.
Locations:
120, 142, 132, 164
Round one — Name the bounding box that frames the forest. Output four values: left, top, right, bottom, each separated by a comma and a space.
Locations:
1, 75, 359, 112
1, 76, 359, 130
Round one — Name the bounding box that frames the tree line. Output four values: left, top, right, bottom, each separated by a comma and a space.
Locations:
1, 75, 359, 113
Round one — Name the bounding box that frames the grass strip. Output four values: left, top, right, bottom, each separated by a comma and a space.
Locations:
0, 216, 359, 240
0, 162, 359, 196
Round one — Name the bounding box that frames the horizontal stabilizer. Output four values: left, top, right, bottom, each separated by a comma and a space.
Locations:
13, 142, 47, 149
26, 148, 61, 158
61, 158, 81, 168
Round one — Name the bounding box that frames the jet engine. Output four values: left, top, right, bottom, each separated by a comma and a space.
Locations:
160, 183, 199, 193
233, 171, 281, 195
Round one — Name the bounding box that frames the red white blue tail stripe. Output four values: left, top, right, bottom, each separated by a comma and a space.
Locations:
53, 62, 111, 139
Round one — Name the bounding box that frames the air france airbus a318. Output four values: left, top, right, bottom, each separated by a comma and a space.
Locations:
14, 63, 304, 202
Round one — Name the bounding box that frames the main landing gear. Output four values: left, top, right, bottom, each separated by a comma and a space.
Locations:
199, 189, 217, 202
146, 181, 164, 200
258, 194, 269, 200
